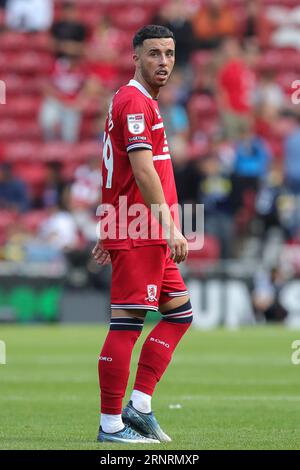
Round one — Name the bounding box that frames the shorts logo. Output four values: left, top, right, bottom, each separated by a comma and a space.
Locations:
145, 284, 157, 302
127, 114, 145, 134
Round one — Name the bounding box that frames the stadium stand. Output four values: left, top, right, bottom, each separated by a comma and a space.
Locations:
0, 0, 300, 284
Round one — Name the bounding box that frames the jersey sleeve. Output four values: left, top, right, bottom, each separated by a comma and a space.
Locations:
120, 96, 153, 153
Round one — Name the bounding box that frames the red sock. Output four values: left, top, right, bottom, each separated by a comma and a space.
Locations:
134, 301, 193, 396
98, 317, 143, 414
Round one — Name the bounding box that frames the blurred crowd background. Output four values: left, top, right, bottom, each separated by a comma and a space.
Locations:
1, 0, 300, 325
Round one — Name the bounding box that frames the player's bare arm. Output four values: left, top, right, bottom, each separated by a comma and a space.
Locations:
129, 149, 188, 264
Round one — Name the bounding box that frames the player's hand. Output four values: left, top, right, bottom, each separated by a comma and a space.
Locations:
167, 227, 189, 264
92, 240, 111, 266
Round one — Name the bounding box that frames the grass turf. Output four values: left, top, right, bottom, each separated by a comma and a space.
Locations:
0, 324, 300, 450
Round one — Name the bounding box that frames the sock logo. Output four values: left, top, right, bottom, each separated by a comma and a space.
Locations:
145, 284, 158, 302
150, 337, 170, 348
99, 356, 113, 362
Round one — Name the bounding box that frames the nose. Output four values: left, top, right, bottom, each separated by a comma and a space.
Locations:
159, 54, 167, 66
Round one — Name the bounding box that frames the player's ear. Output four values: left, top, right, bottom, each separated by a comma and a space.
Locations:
133, 49, 140, 65
133, 45, 142, 65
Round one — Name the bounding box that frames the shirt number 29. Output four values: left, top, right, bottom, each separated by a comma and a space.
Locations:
102, 131, 113, 189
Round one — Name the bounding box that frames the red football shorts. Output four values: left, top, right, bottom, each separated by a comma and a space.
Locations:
109, 244, 188, 311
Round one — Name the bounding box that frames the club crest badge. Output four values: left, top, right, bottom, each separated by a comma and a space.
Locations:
127, 114, 145, 134
145, 284, 158, 302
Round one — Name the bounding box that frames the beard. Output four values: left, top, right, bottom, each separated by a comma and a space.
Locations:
140, 63, 168, 89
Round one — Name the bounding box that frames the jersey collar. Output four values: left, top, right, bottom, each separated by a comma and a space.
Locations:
127, 79, 154, 100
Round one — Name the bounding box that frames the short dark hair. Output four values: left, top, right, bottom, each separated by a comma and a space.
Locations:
133, 25, 175, 49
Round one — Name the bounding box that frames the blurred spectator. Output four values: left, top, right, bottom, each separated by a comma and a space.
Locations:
85, 16, 122, 90
255, 161, 283, 233
51, 1, 87, 59
152, 0, 195, 68
3, 221, 63, 262
42, 162, 68, 209
184, 153, 236, 258
70, 157, 100, 210
256, 160, 300, 239
243, 0, 261, 41
276, 190, 300, 239
233, 126, 272, 214
269, 5, 300, 49
252, 267, 288, 322
0, 163, 29, 212
284, 113, 300, 194
159, 83, 189, 143
217, 38, 256, 140
232, 126, 272, 239
192, 0, 236, 50
39, 56, 90, 143
170, 136, 191, 205
3, 222, 33, 262
69, 157, 100, 242
39, 204, 79, 250
254, 70, 285, 124
234, 128, 272, 182
5, 0, 53, 32
212, 135, 236, 174
243, 3, 276, 48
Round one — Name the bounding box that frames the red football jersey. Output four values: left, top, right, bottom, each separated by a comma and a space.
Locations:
100, 79, 179, 249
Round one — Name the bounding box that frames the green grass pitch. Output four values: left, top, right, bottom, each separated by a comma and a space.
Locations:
0, 324, 300, 450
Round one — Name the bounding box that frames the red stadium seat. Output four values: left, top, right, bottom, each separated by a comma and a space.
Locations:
13, 162, 48, 186
0, 120, 19, 142
0, 120, 42, 142
188, 94, 218, 134
0, 32, 28, 51
0, 9, 5, 29
2, 52, 53, 74
3, 96, 41, 119
0, 210, 18, 244
2, 74, 44, 98
20, 210, 49, 233
80, 118, 98, 140
257, 49, 300, 73
62, 162, 81, 180
75, 141, 101, 161
0, 53, 8, 73
0, 32, 50, 53
13, 162, 48, 199
81, 100, 101, 118
110, 7, 152, 30
4, 142, 41, 162
190, 51, 214, 69
28, 33, 52, 52
39, 142, 75, 162
188, 94, 218, 117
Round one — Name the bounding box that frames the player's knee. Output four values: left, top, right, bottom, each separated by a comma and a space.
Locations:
111, 308, 146, 322
161, 299, 193, 325
109, 316, 145, 332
